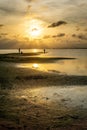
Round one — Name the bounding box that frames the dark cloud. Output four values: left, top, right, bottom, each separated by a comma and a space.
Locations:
57, 33, 65, 37
0, 38, 18, 49
43, 33, 65, 39
27, 5, 32, 9
43, 35, 51, 39
25, 0, 36, 3
48, 21, 67, 28
76, 26, 80, 31
78, 34, 87, 40
0, 24, 4, 28
52, 33, 65, 38
72, 34, 76, 37
84, 29, 87, 32
72, 34, 87, 40
0, 33, 7, 35
52, 35, 57, 38
0, 37, 43, 49
0, 33, 7, 38
0, 37, 31, 49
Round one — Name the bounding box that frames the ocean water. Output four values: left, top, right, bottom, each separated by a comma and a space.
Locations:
0, 49, 87, 76
0, 49, 87, 58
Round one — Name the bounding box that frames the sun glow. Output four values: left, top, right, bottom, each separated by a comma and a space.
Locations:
32, 63, 39, 69
33, 49, 38, 53
25, 19, 43, 38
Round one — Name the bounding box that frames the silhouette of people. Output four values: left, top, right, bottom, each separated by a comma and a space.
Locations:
18, 48, 21, 54
21, 51, 23, 54
44, 49, 46, 53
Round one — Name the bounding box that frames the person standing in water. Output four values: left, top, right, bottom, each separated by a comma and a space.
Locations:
18, 48, 21, 54
44, 49, 46, 53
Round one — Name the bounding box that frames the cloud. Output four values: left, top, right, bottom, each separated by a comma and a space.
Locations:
57, 33, 65, 37
72, 34, 76, 37
48, 21, 67, 28
78, 34, 87, 40
43, 35, 51, 39
0, 38, 19, 49
43, 33, 65, 39
84, 29, 87, 32
0, 6, 26, 16
25, 0, 36, 2
32, 28, 38, 31
0, 0, 26, 16
72, 34, 87, 40
76, 26, 80, 31
0, 37, 31, 49
27, 5, 32, 9
0, 24, 4, 28
0, 33, 8, 35
0, 37, 44, 49
63, 1, 87, 24
52, 33, 65, 38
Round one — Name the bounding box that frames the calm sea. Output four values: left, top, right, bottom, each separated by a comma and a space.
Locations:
0, 49, 87, 58
0, 49, 87, 76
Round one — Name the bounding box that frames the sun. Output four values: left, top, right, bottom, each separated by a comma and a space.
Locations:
30, 27, 41, 38
25, 19, 43, 39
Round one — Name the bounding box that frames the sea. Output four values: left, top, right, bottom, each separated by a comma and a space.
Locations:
0, 49, 87, 76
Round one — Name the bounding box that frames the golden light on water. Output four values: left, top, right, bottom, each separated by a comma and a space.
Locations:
33, 49, 38, 53
32, 63, 39, 68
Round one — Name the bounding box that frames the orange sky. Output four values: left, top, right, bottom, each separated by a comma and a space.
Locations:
0, 0, 87, 48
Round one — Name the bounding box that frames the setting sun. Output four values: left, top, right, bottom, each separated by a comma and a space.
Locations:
25, 19, 43, 39
30, 28, 41, 37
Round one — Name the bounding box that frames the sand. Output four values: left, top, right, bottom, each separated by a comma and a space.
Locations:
0, 53, 87, 130
0, 52, 76, 63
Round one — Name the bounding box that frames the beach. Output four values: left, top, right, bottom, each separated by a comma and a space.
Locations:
1, 0, 87, 129
0, 51, 87, 130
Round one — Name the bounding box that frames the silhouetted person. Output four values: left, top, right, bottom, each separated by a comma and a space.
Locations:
18, 48, 21, 54
21, 51, 23, 54
44, 49, 46, 53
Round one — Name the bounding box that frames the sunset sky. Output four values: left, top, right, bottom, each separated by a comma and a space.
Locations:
0, 0, 87, 48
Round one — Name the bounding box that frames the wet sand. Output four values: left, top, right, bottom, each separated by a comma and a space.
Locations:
0, 53, 87, 130
0, 52, 76, 63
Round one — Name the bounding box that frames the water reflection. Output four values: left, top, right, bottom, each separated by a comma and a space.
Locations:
15, 49, 87, 76
32, 63, 39, 69
16, 58, 87, 76
44, 59, 87, 76
33, 49, 38, 53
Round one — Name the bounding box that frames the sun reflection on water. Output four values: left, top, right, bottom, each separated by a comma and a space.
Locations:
33, 49, 38, 53
32, 63, 39, 69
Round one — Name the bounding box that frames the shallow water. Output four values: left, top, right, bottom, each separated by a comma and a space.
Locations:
11, 86, 87, 109
17, 58, 87, 76
0, 49, 87, 76
0, 49, 87, 58
17, 49, 87, 76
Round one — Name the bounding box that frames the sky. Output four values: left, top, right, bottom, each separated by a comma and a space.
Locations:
0, 0, 87, 49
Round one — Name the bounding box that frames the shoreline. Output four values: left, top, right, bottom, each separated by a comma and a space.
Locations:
0, 53, 76, 63
0, 55, 87, 130
0, 62, 87, 88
